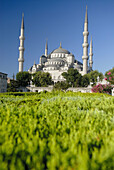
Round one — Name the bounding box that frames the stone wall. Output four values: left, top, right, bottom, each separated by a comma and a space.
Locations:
18, 86, 114, 96
27, 86, 92, 93
67, 87, 92, 93
27, 86, 53, 92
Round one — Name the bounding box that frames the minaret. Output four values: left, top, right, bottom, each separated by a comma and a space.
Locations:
82, 6, 89, 75
18, 13, 25, 72
45, 40, 48, 57
89, 36, 93, 70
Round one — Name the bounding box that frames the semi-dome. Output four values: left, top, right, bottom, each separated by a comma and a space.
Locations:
45, 57, 64, 66
48, 58, 64, 61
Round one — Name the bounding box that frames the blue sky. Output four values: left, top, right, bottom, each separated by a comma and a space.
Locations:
0, 0, 114, 78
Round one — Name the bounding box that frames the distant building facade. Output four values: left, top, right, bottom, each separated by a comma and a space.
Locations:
0, 72, 7, 93
112, 88, 114, 96
18, 7, 93, 83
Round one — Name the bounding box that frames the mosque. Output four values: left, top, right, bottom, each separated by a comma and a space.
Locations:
18, 7, 93, 83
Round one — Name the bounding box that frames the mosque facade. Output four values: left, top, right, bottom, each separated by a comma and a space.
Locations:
18, 7, 93, 83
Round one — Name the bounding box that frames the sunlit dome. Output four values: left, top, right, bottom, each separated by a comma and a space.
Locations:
52, 43, 70, 54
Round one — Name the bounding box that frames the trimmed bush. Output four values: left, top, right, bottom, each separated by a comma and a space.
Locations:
0, 91, 114, 169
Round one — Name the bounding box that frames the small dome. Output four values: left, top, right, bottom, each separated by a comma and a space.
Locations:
40, 55, 46, 58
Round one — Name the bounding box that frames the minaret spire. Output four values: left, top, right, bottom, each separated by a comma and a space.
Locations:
45, 39, 48, 57
89, 36, 93, 70
82, 6, 89, 75
18, 13, 25, 72
85, 5, 88, 23
21, 13, 24, 29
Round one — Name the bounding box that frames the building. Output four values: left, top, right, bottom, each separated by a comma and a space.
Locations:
0, 72, 7, 93
112, 88, 114, 96
18, 7, 93, 83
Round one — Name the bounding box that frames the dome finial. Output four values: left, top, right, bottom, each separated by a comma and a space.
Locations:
46, 39, 48, 49
60, 42, 62, 48
34, 61, 35, 65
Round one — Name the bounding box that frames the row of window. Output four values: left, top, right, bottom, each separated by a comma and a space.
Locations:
0, 83, 7, 87
0, 75, 7, 79
45, 61, 63, 65
44, 67, 58, 71
44, 67, 68, 71
51, 54, 68, 58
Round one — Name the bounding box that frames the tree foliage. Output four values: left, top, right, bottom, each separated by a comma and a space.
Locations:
62, 68, 82, 87
16, 72, 31, 87
32, 71, 53, 87
87, 70, 104, 86
54, 81, 70, 90
81, 74, 90, 87
7, 80, 18, 92
62, 68, 90, 87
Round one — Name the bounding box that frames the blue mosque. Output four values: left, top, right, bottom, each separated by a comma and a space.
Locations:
18, 7, 93, 82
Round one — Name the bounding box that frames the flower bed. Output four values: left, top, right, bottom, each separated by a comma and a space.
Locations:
91, 84, 113, 95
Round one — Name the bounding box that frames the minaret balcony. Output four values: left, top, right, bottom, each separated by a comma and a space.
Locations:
89, 53, 93, 56
89, 61, 93, 64
82, 55, 88, 60
83, 31, 89, 36
19, 36, 25, 40
18, 58, 24, 62
82, 43, 89, 48
19, 47, 25, 51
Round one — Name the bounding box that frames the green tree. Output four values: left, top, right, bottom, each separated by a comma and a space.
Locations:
62, 68, 82, 87
54, 81, 70, 90
32, 71, 53, 87
16, 72, 31, 87
105, 67, 114, 84
81, 74, 90, 87
7, 80, 18, 92
87, 70, 103, 86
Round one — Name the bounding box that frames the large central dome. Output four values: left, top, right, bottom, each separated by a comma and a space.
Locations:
52, 43, 70, 54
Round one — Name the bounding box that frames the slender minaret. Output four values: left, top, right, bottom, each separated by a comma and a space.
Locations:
82, 6, 89, 75
89, 36, 93, 70
45, 39, 48, 57
18, 13, 25, 72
